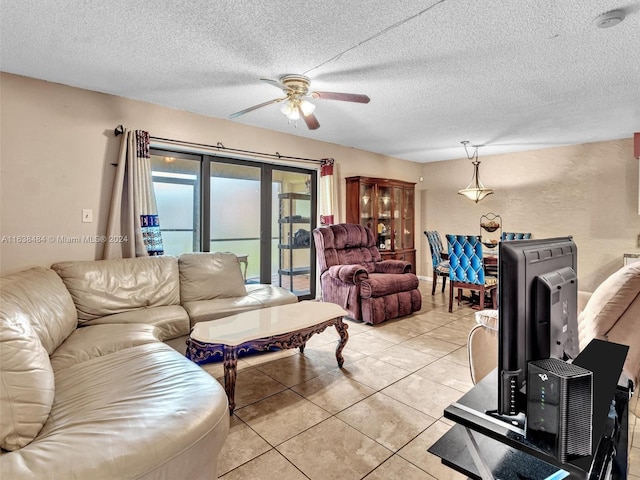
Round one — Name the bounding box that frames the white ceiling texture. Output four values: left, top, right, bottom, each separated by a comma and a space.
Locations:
1, 1, 639, 162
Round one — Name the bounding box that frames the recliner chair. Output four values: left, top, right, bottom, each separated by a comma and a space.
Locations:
313, 223, 422, 324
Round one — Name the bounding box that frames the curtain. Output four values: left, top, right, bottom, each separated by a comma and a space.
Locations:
319, 158, 336, 225
104, 129, 164, 259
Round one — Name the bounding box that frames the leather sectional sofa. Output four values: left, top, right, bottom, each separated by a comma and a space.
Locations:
0, 252, 297, 479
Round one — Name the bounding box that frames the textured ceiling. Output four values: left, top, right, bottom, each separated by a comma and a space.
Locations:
1, 0, 639, 162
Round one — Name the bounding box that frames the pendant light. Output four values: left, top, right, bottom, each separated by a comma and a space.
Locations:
458, 141, 494, 203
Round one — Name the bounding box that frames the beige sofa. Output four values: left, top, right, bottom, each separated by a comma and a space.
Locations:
1, 253, 297, 479
468, 262, 640, 388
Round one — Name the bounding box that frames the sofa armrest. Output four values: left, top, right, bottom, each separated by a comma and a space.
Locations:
326, 264, 369, 284
577, 290, 592, 317
374, 260, 412, 274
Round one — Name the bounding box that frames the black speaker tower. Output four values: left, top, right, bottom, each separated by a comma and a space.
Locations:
526, 358, 593, 462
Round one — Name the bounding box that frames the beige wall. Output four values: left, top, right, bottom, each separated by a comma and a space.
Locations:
419, 139, 640, 291
0, 73, 423, 275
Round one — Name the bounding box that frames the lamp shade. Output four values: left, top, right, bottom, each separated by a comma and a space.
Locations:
458, 159, 493, 203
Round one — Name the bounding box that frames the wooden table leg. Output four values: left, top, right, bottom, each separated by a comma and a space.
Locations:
223, 345, 239, 415
334, 318, 349, 368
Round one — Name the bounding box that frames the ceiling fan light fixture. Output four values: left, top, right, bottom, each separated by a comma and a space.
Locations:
299, 99, 316, 116
280, 99, 301, 120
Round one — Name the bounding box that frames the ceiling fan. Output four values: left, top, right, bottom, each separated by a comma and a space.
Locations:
229, 74, 370, 130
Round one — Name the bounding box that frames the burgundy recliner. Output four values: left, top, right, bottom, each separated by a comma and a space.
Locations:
313, 223, 422, 325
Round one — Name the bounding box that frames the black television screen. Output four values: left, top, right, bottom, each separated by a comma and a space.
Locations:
497, 236, 579, 416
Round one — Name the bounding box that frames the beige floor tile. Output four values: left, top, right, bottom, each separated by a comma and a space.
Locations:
631, 446, 640, 477
447, 316, 477, 333
363, 455, 437, 480
398, 420, 468, 480
216, 366, 287, 409
400, 317, 446, 333
302, 325, 340, 348
415, 357, 474, 393
277, 417, 392, 480
342, 356, 412, 390
256, 352, 335, 387
344, 332, 397, 355
241, 348, 299, 367
337, 392, 436, 451
235, 389, 331, 446
201, 357, 252, 378
220, 449, 308, 480
292, 369, 376, 414
401, 334, 461, 358
382, 374, 463, 419
375, 344, 439, 372
343, 319, 374, 334
443, 346, 470, 367
424, 326, 469, 346
309, 340, 366, 366
365, 322, 421, 343
217, 416, 271, 476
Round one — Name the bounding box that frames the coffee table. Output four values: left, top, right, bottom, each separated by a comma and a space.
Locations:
186, 301, 349, 414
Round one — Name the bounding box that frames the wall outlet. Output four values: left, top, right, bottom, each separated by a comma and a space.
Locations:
82, 209, 93, 223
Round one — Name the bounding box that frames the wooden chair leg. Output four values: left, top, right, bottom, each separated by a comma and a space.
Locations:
479, 287, 485, 310
457, 288, 463, 306
491, 288, 498, 309
442, 275, 446, 293
448, 283, 454, 312
432, 269, 437, 295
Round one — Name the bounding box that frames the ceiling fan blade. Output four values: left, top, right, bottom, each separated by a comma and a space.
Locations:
300, 108, 320, 130
260, 78, 288, 91
229, 97, 286, 119
310, 91, 370, 103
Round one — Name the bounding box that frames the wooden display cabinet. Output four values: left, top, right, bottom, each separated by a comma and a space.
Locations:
346, 176, 416, 272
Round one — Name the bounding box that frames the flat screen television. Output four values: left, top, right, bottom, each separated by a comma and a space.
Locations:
497, 236, 580, 417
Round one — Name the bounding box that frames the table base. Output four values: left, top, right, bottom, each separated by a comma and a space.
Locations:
186, 316, 349, 414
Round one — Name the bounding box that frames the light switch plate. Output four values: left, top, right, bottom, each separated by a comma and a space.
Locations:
82, 209, 93, 223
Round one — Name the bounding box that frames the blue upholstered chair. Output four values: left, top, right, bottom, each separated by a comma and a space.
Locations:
446, 234, 498, 312
501, 232, 532, 241
424, 231, 450, 295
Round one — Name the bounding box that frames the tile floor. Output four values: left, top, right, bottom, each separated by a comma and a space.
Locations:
198, 281, 639, 480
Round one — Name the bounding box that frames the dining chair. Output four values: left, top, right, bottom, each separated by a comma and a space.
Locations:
501, 232, 532, 241
446, 234, 498, 312
424, 231, 450, 295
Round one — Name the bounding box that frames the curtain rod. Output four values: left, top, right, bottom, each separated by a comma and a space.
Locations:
114, 124, 323, 164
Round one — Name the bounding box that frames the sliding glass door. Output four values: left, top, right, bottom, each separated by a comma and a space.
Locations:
150, 149, 316, 299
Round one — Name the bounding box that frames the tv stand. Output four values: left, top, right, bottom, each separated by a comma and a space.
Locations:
429, 339, 630, 480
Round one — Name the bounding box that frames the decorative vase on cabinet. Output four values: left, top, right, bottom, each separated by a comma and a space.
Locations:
346, 176, 416, 272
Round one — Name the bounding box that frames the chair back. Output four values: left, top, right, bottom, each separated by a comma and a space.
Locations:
312, 224, 382, 275
446, 234, 486, 285
501, 232, 532, 241
424, 231, 445, 269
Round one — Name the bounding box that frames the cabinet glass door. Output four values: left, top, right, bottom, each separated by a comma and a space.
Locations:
377, 185, 392, 251
403, 187, 415, 248
392, 187, 403, 251
360, 183, 374, 231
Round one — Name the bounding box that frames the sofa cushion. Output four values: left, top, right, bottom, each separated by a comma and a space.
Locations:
578, 262, 640, 346
0, 311, 55, 451
80, 305, 190, 341
51, 256, 181, 323
0, 342, 230, 480
50, 323, 161, 372
179, 252, 247, 302
0, 267, 77, 354
183, 284, 297, 326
